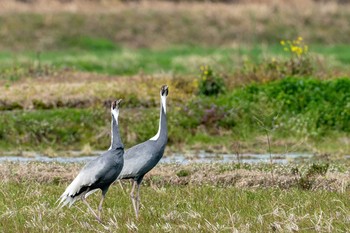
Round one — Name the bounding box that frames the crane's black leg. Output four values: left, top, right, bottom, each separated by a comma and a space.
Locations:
81, 193, 102, 223
130, 180, 138, 218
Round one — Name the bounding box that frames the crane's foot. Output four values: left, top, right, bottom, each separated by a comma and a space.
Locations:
95, 216, 103, 224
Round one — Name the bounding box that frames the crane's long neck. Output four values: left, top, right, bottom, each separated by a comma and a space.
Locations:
109, 111, 124, 150
149, 95, 167, 143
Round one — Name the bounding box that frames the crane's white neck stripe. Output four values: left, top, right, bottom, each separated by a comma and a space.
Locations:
111, 110, 119, 125
109, 110, 119, 150
161, 95, 166, 114
150, 95, 166, 141
149, 127, 160, 141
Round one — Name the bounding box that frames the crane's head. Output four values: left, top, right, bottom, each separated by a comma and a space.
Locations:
160, 85, 169, 97
111, 99, 122, 112
111, 99, 122, 122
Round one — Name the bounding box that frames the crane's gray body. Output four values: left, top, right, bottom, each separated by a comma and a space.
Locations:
119, 102, 167, 183
59, 110, 124, 207
73, 145, 124, 197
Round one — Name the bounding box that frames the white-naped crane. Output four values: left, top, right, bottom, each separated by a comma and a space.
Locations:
118, 85, 168, 218
57, 99, 124, 223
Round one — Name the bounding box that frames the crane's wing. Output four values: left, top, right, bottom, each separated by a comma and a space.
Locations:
118, 142, 156, 179
57, 156, 106, 207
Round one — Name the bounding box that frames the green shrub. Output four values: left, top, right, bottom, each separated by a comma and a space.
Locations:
193, 76, 350, 142
198, 65, 225, 96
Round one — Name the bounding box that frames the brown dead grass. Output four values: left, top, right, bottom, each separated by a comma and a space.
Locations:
1, 162, 349, 192
0, 0, 314, 13
0, 0, 347, 14
0, 71, 196, 109
1, 0, 350, 50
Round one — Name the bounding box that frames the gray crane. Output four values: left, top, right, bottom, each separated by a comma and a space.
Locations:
57, 99, 124, 223
118, 85, 168, 218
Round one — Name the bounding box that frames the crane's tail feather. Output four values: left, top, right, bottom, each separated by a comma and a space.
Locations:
56, 193, 78, 208
56, 189, 96, 209
56, 173, 87, 208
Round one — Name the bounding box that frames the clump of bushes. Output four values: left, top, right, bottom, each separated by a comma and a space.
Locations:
198, 65, 225, 96
185, 77, 350, 140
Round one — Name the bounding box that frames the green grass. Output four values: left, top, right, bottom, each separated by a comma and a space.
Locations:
0, 109, 106, 151
0, 47, 235, 77
1, 181, 349, 232
1, 44, 350, 79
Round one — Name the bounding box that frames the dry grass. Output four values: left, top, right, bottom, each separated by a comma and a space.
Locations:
1, 161, 349, 232
1, 162, 349, 192
0, 71, 195, 109
0, 0, 346, 14
1, 1, 350, 50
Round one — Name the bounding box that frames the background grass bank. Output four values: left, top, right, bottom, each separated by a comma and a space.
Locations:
0, 77, 349, 155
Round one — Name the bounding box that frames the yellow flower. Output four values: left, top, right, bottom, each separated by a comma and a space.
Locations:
298, 36, 303, 41
291, 46, 298, 52
297, 49, 303, 56
280, 40, 285, 46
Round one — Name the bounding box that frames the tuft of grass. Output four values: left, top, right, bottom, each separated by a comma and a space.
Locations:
176, 169, 191, 177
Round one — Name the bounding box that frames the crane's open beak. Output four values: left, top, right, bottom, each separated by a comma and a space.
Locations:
161, 85, 169, 97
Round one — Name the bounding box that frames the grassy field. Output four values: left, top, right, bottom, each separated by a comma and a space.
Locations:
0, 1, 350, 232
1, 162, 349, 232
3, 182, 350, 232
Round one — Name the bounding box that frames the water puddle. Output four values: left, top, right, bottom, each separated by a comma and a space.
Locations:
0, 151, 315, 164
161, 152, 314, 164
